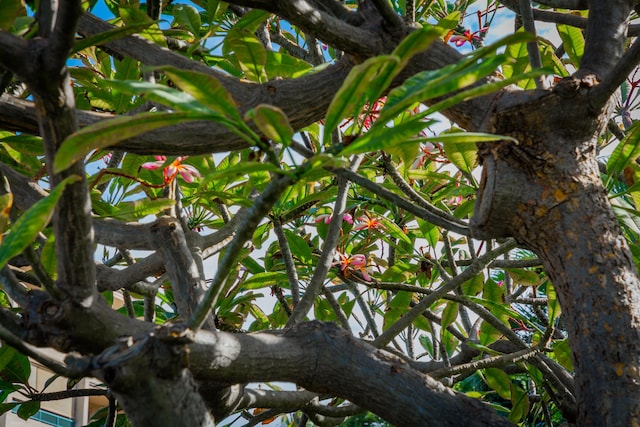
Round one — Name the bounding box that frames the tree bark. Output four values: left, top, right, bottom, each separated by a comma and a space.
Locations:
471, 77, 640, 425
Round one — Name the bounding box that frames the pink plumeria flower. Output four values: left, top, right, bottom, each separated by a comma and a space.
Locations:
354, 216, 382, 231
336, 252, 372, 282
315, 212, 353, 225
449, 28, 487, 47
141, 156, 201, 184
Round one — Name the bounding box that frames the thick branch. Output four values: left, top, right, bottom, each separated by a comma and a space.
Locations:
190, 322, 514, 427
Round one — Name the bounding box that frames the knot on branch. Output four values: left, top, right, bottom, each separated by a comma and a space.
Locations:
92, 324, 192, 390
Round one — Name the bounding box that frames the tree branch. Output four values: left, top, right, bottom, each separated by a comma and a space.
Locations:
189, 174, 295, 331
190, 322, 515, 426
578, 0, 632, 80
287, 155, 363, 326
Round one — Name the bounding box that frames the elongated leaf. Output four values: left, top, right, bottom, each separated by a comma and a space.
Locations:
379, 54, 510, 124
443, 140, 477, 174
441, 301, 459, 330
0, 175, 80, 269
173, 4, 202, 37
246, 105, 293, 146
73, 22, 152, 53
422, 68, 551, 117
323, 55, 399, 145
242, 272, 289, 290
102, 80, 213, 114
283, 229, 313, 264
225, 29, 268, 82
340, 117, 437, 155
16, 401, 39, 420
154, 66, 242, 120
375, 215, 412, 245
553, 339, 574, 371
557, 24, 585, 67
607, 121, 640, 183
0, 346, 16, 373
0, 0, 24, 30
388, 26, 441, 77
108, 198, 176, 221
509, 384, 530, 422
483, 368, 512, 400
266, 51, 313, 79
119, 7, 166, 47
231, 8, 270, 32
54, 111, 213, 173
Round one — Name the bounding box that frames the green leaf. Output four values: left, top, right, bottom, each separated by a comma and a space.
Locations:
392, 26, 441, 70
607, 121, 640, 184
119, 7, 166, 47
441, 301, 459, 330
546, 281, 562, 322
73, 22, 152, 53
557, 24, 585, 67
242, 272, 289, 290
339, 117, 438, 156
379, 54, 510, 124
104, 79, 217, 114
2, 350, 30, 384
0, 175, 80, 270
509, 384, 530, 422
483, 368, 512, 400
230, 8, 270, 32
323, 55, 399, 145
112, 57, 140, 113
54, 111, 213, 173
373, 215, 412, 245
0, 346, 16, 373
16, 401, 40, 420
553, 339, 574, 371
443, 140, 477, 175
505, 268, 542, 287
225, 29, 268, 82
246, 105, 293, 146
0, 0, 24, 30
419, 335, 434, 357
154, 66, 242, 121
108, 198, 176, 221
283, 229, 313, 264
0, 402, 18, 416
173, 4, 202, 37
461, 274, 484, 296
265, 51, 313, 79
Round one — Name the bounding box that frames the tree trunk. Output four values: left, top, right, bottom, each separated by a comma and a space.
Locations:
472, 78, 640, 425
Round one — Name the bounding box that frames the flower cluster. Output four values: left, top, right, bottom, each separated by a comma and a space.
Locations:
336, 252, 372, 282
141, 156, 201, 184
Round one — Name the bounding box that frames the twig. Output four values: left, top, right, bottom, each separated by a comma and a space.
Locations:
273, 219, 300, 306
287, 155, 364, 326
334, 168, 470, 236
372, 239, 517, 347
189, 174, 295, 331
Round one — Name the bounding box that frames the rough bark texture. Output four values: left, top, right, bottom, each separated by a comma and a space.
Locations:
471, 76, 640, 425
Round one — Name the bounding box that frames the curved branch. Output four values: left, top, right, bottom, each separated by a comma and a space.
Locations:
190, 322, 515, 427
225, 0, 381, 55
590, 37, 640, 107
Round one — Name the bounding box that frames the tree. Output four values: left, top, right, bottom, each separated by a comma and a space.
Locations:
0, 0, 638, 425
